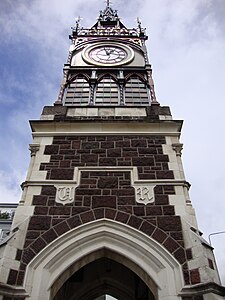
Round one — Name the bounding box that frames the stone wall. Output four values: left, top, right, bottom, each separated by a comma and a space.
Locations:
7, 134, 199, 290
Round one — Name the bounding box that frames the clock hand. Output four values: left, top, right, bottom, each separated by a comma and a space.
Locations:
109, 48, 115, 55
104, 47, 111, 55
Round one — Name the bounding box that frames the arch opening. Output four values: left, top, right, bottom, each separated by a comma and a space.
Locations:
24, 220, 183, 299
53, 257, 156, 300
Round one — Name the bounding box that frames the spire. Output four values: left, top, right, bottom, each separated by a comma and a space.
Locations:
137, 17, 142, 32
74, 16, 81, 34
137, 17, 146, 37
69, 1, 148, 40
106, 0, 111, 8
98, 0, 120, 23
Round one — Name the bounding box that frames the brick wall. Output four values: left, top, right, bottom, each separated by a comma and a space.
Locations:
40, 135, 173, 180
8, 135, 197, 287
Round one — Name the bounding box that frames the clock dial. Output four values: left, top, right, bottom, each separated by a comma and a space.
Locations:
89, 46, 127, 64
82, 43, 134, 66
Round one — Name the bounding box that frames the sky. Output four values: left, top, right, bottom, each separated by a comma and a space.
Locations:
0, 0, 225, 286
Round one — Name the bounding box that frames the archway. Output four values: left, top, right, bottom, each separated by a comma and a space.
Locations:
53, 257, 155, 300
24, 220, 183, 299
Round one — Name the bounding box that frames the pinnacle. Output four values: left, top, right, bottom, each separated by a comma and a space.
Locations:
105, 0, 112, 8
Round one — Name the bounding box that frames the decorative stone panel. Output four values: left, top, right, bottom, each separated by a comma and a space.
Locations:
54, 185, 75, 205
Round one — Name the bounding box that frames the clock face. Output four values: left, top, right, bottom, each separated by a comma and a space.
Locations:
89, 46, 127, 64
82, 43, 134, 66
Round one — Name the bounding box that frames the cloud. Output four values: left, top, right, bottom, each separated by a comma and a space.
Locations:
0, 170, 23, 204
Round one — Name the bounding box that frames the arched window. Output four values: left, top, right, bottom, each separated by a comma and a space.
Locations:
64, 76, 90, 105
95, 75, 119, 105
125, 75, 149, 105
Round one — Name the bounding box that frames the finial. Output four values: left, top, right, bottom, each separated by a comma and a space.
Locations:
137, 17, 142, 30
75, 16, 82, 33
137, 17, 146, 37
105, 0, 112, 8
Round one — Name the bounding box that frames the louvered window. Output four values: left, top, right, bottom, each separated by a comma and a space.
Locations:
64, 76, 90, 105
95, 76, 119, 105
125, 76, 149, 105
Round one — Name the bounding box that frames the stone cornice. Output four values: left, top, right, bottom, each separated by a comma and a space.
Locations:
180, 282, 225, 297
30, 120, 183, 136
0, 282, 28, 298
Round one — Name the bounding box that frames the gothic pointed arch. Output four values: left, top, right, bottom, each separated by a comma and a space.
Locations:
95, 73, 119, 105
124, 73, 150, 105
53, 257, 155, 300
17, 209, 187, 294
23, 220, 183, 300
125, 72, 147, 83
97, 73, 118, 82
68, 73, 90, 83
64, 73, 90, 105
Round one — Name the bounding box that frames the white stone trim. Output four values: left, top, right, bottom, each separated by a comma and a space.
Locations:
31, 120, 182, 137
0, 209, 34, 284
159, 115, 172, 120
22, 166, 190, 206
23, 179, 190, 187
163, 138, 186, 181
24, 220, 184, 300
22, 166, 190, 187
40, 115, 54, 120
24, 137, 53, 185
33, 131, 181, 137
66, 107, 147, 117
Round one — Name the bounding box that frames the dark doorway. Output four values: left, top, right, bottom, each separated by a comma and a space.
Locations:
53, 257, 155, 300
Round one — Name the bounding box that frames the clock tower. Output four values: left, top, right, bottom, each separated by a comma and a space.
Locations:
0, 3, 224, 300
55, 1, 157, 108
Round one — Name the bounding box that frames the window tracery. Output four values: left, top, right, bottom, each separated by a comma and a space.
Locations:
95, 75, 119, 105
64, 73, 150, 106
64, 75, 90, 105
124, 75, 149, 105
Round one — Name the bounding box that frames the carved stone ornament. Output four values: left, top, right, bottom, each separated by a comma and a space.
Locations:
29, 144, 40, 157
55, 185, 75, 205
134, 185, 155, 205
172, 143, 183, 156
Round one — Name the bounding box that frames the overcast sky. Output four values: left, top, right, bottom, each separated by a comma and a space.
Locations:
0, 0, 224, 285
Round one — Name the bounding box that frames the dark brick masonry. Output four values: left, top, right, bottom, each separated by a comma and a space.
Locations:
10, 135, 196, 286
40, 135, 173, 180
